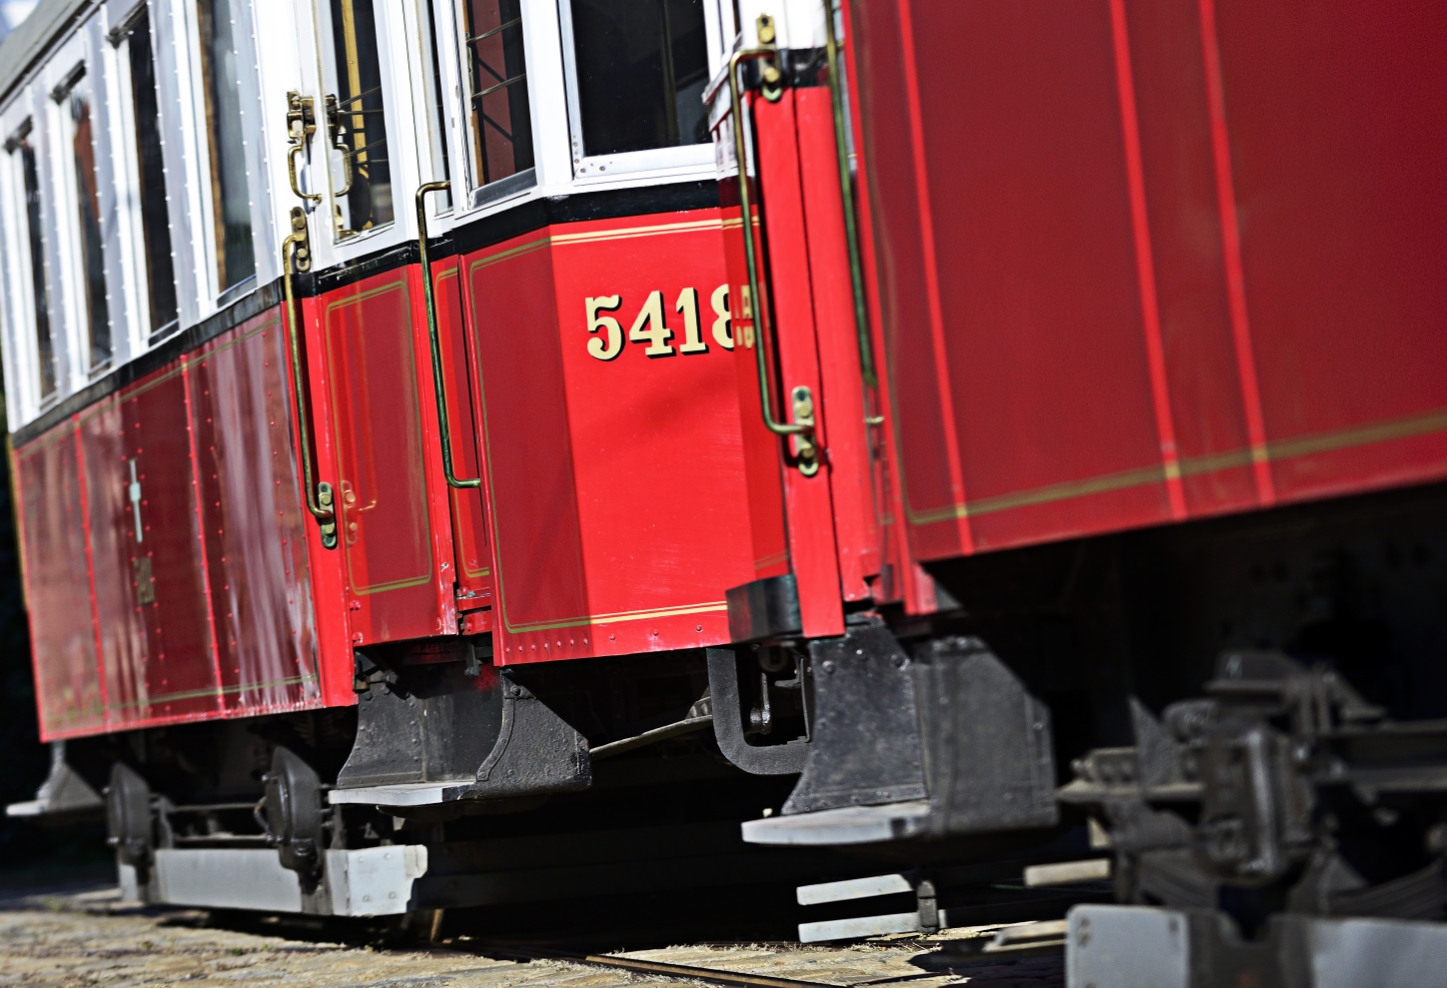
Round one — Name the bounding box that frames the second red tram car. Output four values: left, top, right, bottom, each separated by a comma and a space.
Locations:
3, 0, 1447, 956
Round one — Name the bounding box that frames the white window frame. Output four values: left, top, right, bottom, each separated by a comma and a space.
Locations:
167, 0, 272, 316
95, 0, 156, 364
554, 0, 725, 184
39, 36, 92, 400
0, 96, 49, 425
297, 0, 423, 269
439, 0, 546, 216
53, 45, 119, 380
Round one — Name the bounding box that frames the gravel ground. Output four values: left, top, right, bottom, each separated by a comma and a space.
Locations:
0, 888, 1062, 988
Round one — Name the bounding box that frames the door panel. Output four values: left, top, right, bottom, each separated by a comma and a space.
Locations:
190, 314, 321, 711
16, 427, 103, 739
320, 270, 449, 643
77, 396, 150, 730
120, 367, 220, 723
433, 257, 492, 611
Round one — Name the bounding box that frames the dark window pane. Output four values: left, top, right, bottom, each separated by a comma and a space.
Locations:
196, 0, 254, 290
70, 92, 111, 368
463, 0, 533, 186
571, 0, 709, 157
423, 0, 451, 208
128, 11, 178, 333
327, 0, 393, 235
19, 133, 56, 398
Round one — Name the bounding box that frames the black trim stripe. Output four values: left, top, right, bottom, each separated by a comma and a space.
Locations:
13, 280, 283, 447
11, 179, 719, 449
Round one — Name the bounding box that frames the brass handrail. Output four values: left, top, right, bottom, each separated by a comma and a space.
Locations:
821, 0, 877, 388
417, 181, 482, 490
727, 48, 811, 444
281, 207, 337, 548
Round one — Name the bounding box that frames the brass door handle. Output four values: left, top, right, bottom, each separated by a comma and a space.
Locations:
726, 44, 820, 476
285, 91, 322, 203
281, 207, 338, 549
417, 181, 482, 490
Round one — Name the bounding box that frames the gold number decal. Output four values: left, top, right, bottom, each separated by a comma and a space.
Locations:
710, 284, 733, 350
628, 290, 675, 357
586, 295, 623, 361
587, 287, 734, 359
677, 287, 707, 354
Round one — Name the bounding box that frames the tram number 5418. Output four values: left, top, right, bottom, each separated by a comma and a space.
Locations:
585, 286, 733, 361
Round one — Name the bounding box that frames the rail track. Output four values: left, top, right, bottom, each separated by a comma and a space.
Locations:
0, 883, 1067, 988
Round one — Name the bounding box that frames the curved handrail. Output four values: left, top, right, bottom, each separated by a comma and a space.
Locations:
821, 0, 877, 389
727, 48, 812, 443
416, 181, 482, 490
281, 208, 337, 549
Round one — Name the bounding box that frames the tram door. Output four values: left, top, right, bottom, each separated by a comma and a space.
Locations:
286, 0, 463, 646
710, 2, 888, 641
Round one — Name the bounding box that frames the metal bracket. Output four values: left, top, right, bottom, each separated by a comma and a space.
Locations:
286, 91, 321, 203
706, 648, 809, 775
791, 386, 820, 476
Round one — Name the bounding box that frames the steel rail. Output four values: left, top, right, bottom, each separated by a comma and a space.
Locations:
489, 947, 841, 988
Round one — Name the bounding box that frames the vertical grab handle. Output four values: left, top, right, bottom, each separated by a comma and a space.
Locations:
417, 181, 482, 490
821, 0, 877, 390
281, 207, 338, 549
727, 46, 820, 476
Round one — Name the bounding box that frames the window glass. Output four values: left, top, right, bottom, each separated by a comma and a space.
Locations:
325, 0, 393, 237
422, 0, 452, 209
570, 0, 709, 157
196, 0, 255, 291
127, 10, 178, 335
69, 87, 111, 369
462, 0, 533, 188
16, 128, 57, 399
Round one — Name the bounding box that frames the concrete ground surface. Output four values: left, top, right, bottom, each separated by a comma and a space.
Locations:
0, 887, 1063, 988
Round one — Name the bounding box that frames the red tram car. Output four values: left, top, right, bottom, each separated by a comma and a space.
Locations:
3, 0, 1447, 961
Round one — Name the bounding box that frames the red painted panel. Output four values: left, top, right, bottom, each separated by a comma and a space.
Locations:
76, 396, 150, 730
467, 237, 589, 658
433, 257, 493, 609
114, 367, 220, 723
190, 314, 321, 713
16, 428, 103, 739
848, 0, 1447, 564
848, 0, 962, 567
793, 86, 881, 602
719, 190, 792, 585
1123, 0, 1256, 516
752, 93, 845, 639
469, 211, 755, 662
320, 271, 445, 644
1209, 1, 1447, 500
906, 0, 1171, 555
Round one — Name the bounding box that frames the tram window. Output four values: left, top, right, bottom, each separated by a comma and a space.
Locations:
324, 0, 394, 236
126, 10, 178, 335
461, 0, 534, 191
67, 84, 111, 370
422, 0, 452, 209
13, 124, 57, 400
196, 0, 255, 292
567, 0, 710, 158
